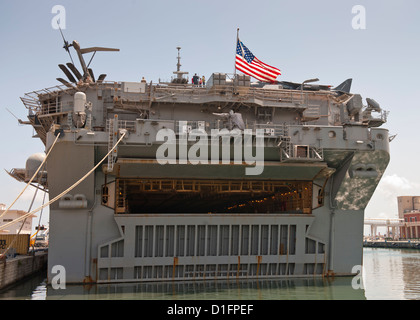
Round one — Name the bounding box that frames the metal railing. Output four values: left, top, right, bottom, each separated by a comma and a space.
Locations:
253, 123, 289, 137
21, 78, 336, 119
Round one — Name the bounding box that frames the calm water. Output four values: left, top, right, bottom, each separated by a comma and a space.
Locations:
1, 248, 419, 300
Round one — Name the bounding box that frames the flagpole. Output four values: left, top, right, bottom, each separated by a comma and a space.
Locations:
233, 28, 240, 92
234, 28, 239, 76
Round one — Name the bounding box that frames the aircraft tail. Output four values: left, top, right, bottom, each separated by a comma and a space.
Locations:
334, 78, 352, 93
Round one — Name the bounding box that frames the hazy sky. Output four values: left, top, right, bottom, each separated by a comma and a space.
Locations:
0, 0, 419, 233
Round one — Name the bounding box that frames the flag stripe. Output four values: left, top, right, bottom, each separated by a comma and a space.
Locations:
236, 55, 279, 81
235, 39, 281, 83
235, 60, 276, 81
235, 58, 271, 81
236, 55, 279, 79
236, 58, 276, 82
236, 62, 274, 82
254, 57, 281, 74
250, 59, 281, 78
238, 68, 273, 82
236, 63, 273, 83
236, 64, 269, 82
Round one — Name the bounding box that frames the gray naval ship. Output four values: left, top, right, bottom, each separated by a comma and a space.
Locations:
9, 38, 390, 284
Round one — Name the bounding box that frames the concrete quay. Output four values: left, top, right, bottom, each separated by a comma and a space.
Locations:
363, 240, 420, 249
0, 252, 47, 290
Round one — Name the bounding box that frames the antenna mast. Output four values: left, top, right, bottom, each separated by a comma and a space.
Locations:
172, 47, 188, 83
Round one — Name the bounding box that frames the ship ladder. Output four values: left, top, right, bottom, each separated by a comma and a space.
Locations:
107, 115, 119, 172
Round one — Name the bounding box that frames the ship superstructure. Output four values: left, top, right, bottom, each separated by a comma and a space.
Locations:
11, 41, 390, 284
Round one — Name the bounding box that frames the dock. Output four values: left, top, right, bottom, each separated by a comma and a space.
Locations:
0, 252, 47, 290
363, 240, 420, 250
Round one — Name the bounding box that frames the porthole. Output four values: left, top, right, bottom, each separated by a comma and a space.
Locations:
328, 131, 336, 138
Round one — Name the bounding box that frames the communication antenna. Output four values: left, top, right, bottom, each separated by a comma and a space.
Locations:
58, 23, 74, 65
55, 26, 119, 85
172, 47, 188, 83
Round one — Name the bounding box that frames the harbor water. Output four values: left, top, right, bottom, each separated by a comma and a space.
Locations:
1, 248, 419, 300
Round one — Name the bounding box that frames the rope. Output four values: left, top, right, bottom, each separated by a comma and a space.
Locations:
0, 186, 39, 258
0, 132, 61, 220
31, 190, 47, 253
0, 131, 126, 232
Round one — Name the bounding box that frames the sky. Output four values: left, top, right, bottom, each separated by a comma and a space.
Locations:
0, 0, 420, 234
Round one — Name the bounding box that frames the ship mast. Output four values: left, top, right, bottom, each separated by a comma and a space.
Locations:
172, 47, 188, 83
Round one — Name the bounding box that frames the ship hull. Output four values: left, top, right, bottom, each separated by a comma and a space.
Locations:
15, 76, 390, 284
45, 132, 389, 284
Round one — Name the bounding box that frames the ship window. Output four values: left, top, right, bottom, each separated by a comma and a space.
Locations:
100, 245, 109, 258
144, 226, 154, 257
111, 240, 124, 257
99, 268, 108, 280
241, 225, 249, 255
176, 226, 185, 257
270, 225, 279, 255
110, 268, 123, 280
287, 263, 295, 275
230, 225, 239, 255
305, 238, 316, 254
289, 225, 296, 255
155, 226, 164, 257
135, 226, 143, 257
165, 226, 175, 257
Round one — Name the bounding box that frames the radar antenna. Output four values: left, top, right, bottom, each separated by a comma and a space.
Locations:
56, 28, 119, 85
176, 47, 182, 72
172, 47, 188, 84
58, 24, 74, 66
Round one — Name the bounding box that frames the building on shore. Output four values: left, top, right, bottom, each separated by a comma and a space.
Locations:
0, 203, 36, 235
398, 196, 420, 239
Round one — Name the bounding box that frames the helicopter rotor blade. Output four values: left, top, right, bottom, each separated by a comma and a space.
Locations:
88, 68, 95, 82
58, 25, 74, 65
97, 74, 107, 83
79, 47, 120, 54
58, 64, 77, 83
66, 63, 83, 81
56, 78, 76, 89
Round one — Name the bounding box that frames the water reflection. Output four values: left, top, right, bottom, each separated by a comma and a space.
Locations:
44, 277, 365, 300
3, 248, 420, 300
0, 271, 47, 300
0, 271, 365, 300
363, 248, 420, 300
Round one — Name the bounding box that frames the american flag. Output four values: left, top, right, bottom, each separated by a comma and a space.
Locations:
235, 39, 281, 83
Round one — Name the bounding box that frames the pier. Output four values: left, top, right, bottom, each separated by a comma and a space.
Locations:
363, 240, 420, 249
0, 252, 47, 290
363, 218, 420, 249
364, 218, 403, 239
364, 217, 420, 239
